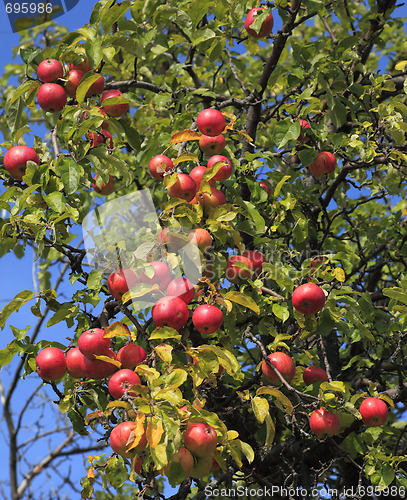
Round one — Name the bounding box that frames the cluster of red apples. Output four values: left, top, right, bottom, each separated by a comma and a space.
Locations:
261, 282, 389, 437
149, 108, 231, 210
35, 311, 221, 478
2, 57, 128, 191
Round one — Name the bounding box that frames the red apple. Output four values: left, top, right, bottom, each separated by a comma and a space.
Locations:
36, 347, 66, 381
166, 277, 195, 304
303, 365, 328, 385
82, 349, 118, 379
207, 155, 233, 181
196, 108, 225, 137
109, 420, 147, 458
92, 174, 115, 195
244, 7, 274, 38
242, 250, 265, 275
292, 282, 326, 315
86, 73, 105, 97
190, 194, 204, 207
107, 268, 140, 300
225, 255, 254, 284
298, 119, 311, 142
70, 59, 91, 73
101, 89, 128, 117
199, 134, 226, 155
3, 145, 40, 181
37, 83, 67, 112
308, 151, 337, 178
359, 397, 388, 427
152, 296, 189, 330
37, 59, 63, 83
171, 447, 194, 477
108, 368, 141, 399
88, 129, 113, 149
189, 165, 215, 189
190, 454, 213, 478
167, 173, 197, 202
139, 261, 172, 292
66, 347, 87, 378
309, 408, 340, 438
65, 69, 84, 98
202, 188, 226, 210
184, 423, 218, 457
192, 304, 223, 334
261, 352, 295, 386
148, 154, 174, 180
117, 344, 147, 370
259, 181, 271, 197
132, 456, 143, 475
157, 228, 187, 253
188, 228, 213, 252
78, 328, 110, 359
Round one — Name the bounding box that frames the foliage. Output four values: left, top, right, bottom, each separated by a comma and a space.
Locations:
1, 0, 407, 498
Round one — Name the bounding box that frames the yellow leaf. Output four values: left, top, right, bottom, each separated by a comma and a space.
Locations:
252, 396, 269, 423
173, 153, 199, 166
170, 129, 200, 145
84, 410, 104, 425
234, 129, 253, 142
215, 296, 233, 313
87, 468, 95, 479
135, 364, 160, 381
224, 291, 260, 314
103, 321, 131, 338
106, 401, 130, 411
127, 414, 146, 451
332, 267, 345, 282
227, 430, 239, 440
256, 387, 293, 414
93, 355, 122, 368
395, 60, 407, 71
222, 112, 236, 132
264, 413, 275, 446
154, 344, 173, 364
146, 417, 164, 449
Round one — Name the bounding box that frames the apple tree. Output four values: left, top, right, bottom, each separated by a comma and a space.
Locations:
1, 0, 407, 498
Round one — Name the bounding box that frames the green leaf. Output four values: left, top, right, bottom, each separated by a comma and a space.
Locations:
272, 303, 289, 323
274, 175, 291, 198
252, 396, 269, 424
277, 121, 301, 148
0, 290, 34, 330
0, 341, 19, 368
264, 413, 275, 446
6, 96, 24, 135
383, 287, 407, 306
149, 327, 181, 341
87, 270, 104, 290
224, 291, 260, 314
101, 1, 132, 32
59, 158, 83, 195
105, 456, 129, 489
85, 39, 103, 70
76, 73, 104, 105
163, 368, 188, 390
8, 81, 32, 106
42, 192, 66, 213
380, 464, 395, 488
